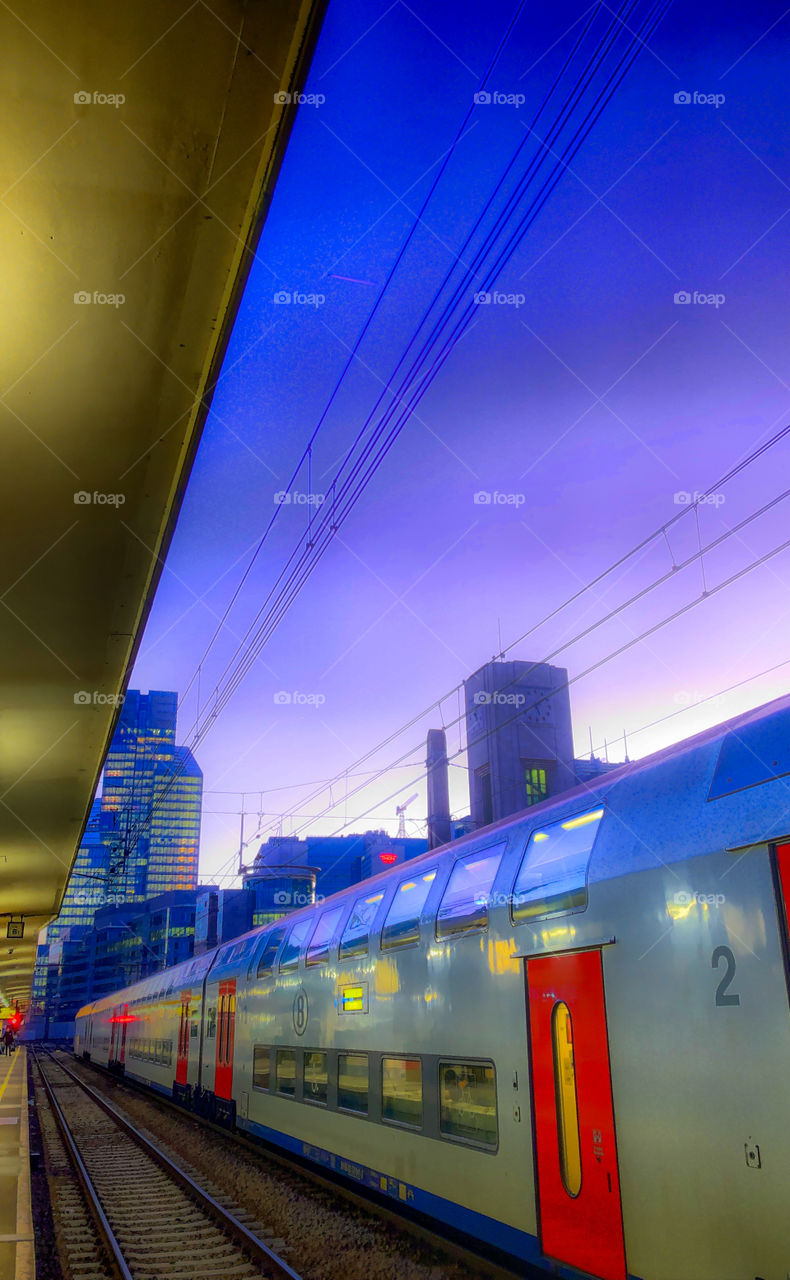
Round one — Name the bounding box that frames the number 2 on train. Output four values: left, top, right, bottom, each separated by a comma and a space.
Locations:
711, 945, 739, 1006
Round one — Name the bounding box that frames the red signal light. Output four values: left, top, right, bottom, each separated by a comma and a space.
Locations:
379, 852, 398, 865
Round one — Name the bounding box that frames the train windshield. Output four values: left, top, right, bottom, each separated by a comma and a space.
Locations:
511, 807, 604, 922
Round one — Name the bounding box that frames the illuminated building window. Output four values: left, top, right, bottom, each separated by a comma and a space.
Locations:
525, 764, 549, 806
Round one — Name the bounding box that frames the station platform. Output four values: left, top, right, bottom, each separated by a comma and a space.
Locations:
0, 1048, 34, 1280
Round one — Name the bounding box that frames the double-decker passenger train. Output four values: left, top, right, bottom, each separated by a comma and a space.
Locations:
75, 693, 790, 1280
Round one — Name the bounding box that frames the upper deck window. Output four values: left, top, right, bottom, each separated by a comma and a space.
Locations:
279, 916, 313, 971
381, 870, 436, 950
338, 891, 384, 959
255, 926, 286, 979
511, 807, 604, 923
306, 906, 344, 966
435, 843, 505, 939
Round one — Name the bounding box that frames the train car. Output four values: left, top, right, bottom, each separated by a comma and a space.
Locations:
77, 948, 216, 1098
76, 693, 790, 1280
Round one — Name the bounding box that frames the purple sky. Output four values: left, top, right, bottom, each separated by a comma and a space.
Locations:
129, 0, 790, 884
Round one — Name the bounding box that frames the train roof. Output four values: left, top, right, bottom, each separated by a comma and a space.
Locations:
75, 689, 790, 1017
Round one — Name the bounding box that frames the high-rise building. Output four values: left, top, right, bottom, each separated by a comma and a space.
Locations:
100, 691, 201, 899
29, 690, 203, 1033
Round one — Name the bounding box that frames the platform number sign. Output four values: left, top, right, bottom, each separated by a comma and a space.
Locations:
712, 945, 740, 1006
6, 920, 24, 940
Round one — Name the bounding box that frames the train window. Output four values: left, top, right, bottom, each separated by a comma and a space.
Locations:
304, 1051, 328, 1104
275, 1048, 297, 1096
381, 872, 437, 949
439, 1062, 497, 1146
253, 1046, 271, 1091
552, 1002, 582, 1197
256, 926, 287, 979
382, 1057, 423, 1128
206, 1006, 217, 1038
337, 1053, 368, 1113
306, 906, 344, 966
279, 917, 313, 972
435, 844, 505, 939
338, 891, 384, 959
511, 807, 604, 923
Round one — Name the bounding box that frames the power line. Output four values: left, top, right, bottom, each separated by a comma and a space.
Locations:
310, 525, 790, 841
200, 0, 659, 727
178, 0, 530, 716
246, 460, 790, 845
109, 0, 669, 873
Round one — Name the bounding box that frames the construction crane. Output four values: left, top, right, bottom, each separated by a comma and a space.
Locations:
395, 793, 419, 838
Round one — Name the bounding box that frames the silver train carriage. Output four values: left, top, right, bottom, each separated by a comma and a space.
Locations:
75, 693, 790, 1280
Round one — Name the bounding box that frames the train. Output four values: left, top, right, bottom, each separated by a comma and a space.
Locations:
75, 692, 790, 1280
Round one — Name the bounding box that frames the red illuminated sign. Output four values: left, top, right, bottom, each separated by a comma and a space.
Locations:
379, 852, 398, 865
109, 1015, 135, 1024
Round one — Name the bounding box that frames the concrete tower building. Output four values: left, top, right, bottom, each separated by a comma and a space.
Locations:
464, 660, 577, 828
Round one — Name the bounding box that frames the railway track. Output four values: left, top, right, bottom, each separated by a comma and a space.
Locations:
33, 1050, 303, 1280
53, 1050, 529, 1280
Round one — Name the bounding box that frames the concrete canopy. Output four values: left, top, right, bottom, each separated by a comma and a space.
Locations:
0, 0, 326, 1009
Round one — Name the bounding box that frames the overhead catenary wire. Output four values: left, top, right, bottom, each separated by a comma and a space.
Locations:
244, 445, 790, 847
192, 0, 667, 731
177, 0, 531, 714
249, 485, 790, 846
306, 527, 790, 843
111, 0, 671, 872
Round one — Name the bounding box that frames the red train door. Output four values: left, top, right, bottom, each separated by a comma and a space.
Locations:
109, 1006, 120, 1061
110, 1004, 129, 1065
176, 992, 190, 1085
527, 949, 626, 1280
214, 979, 236, 1101
119, 1003, 129, 1065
